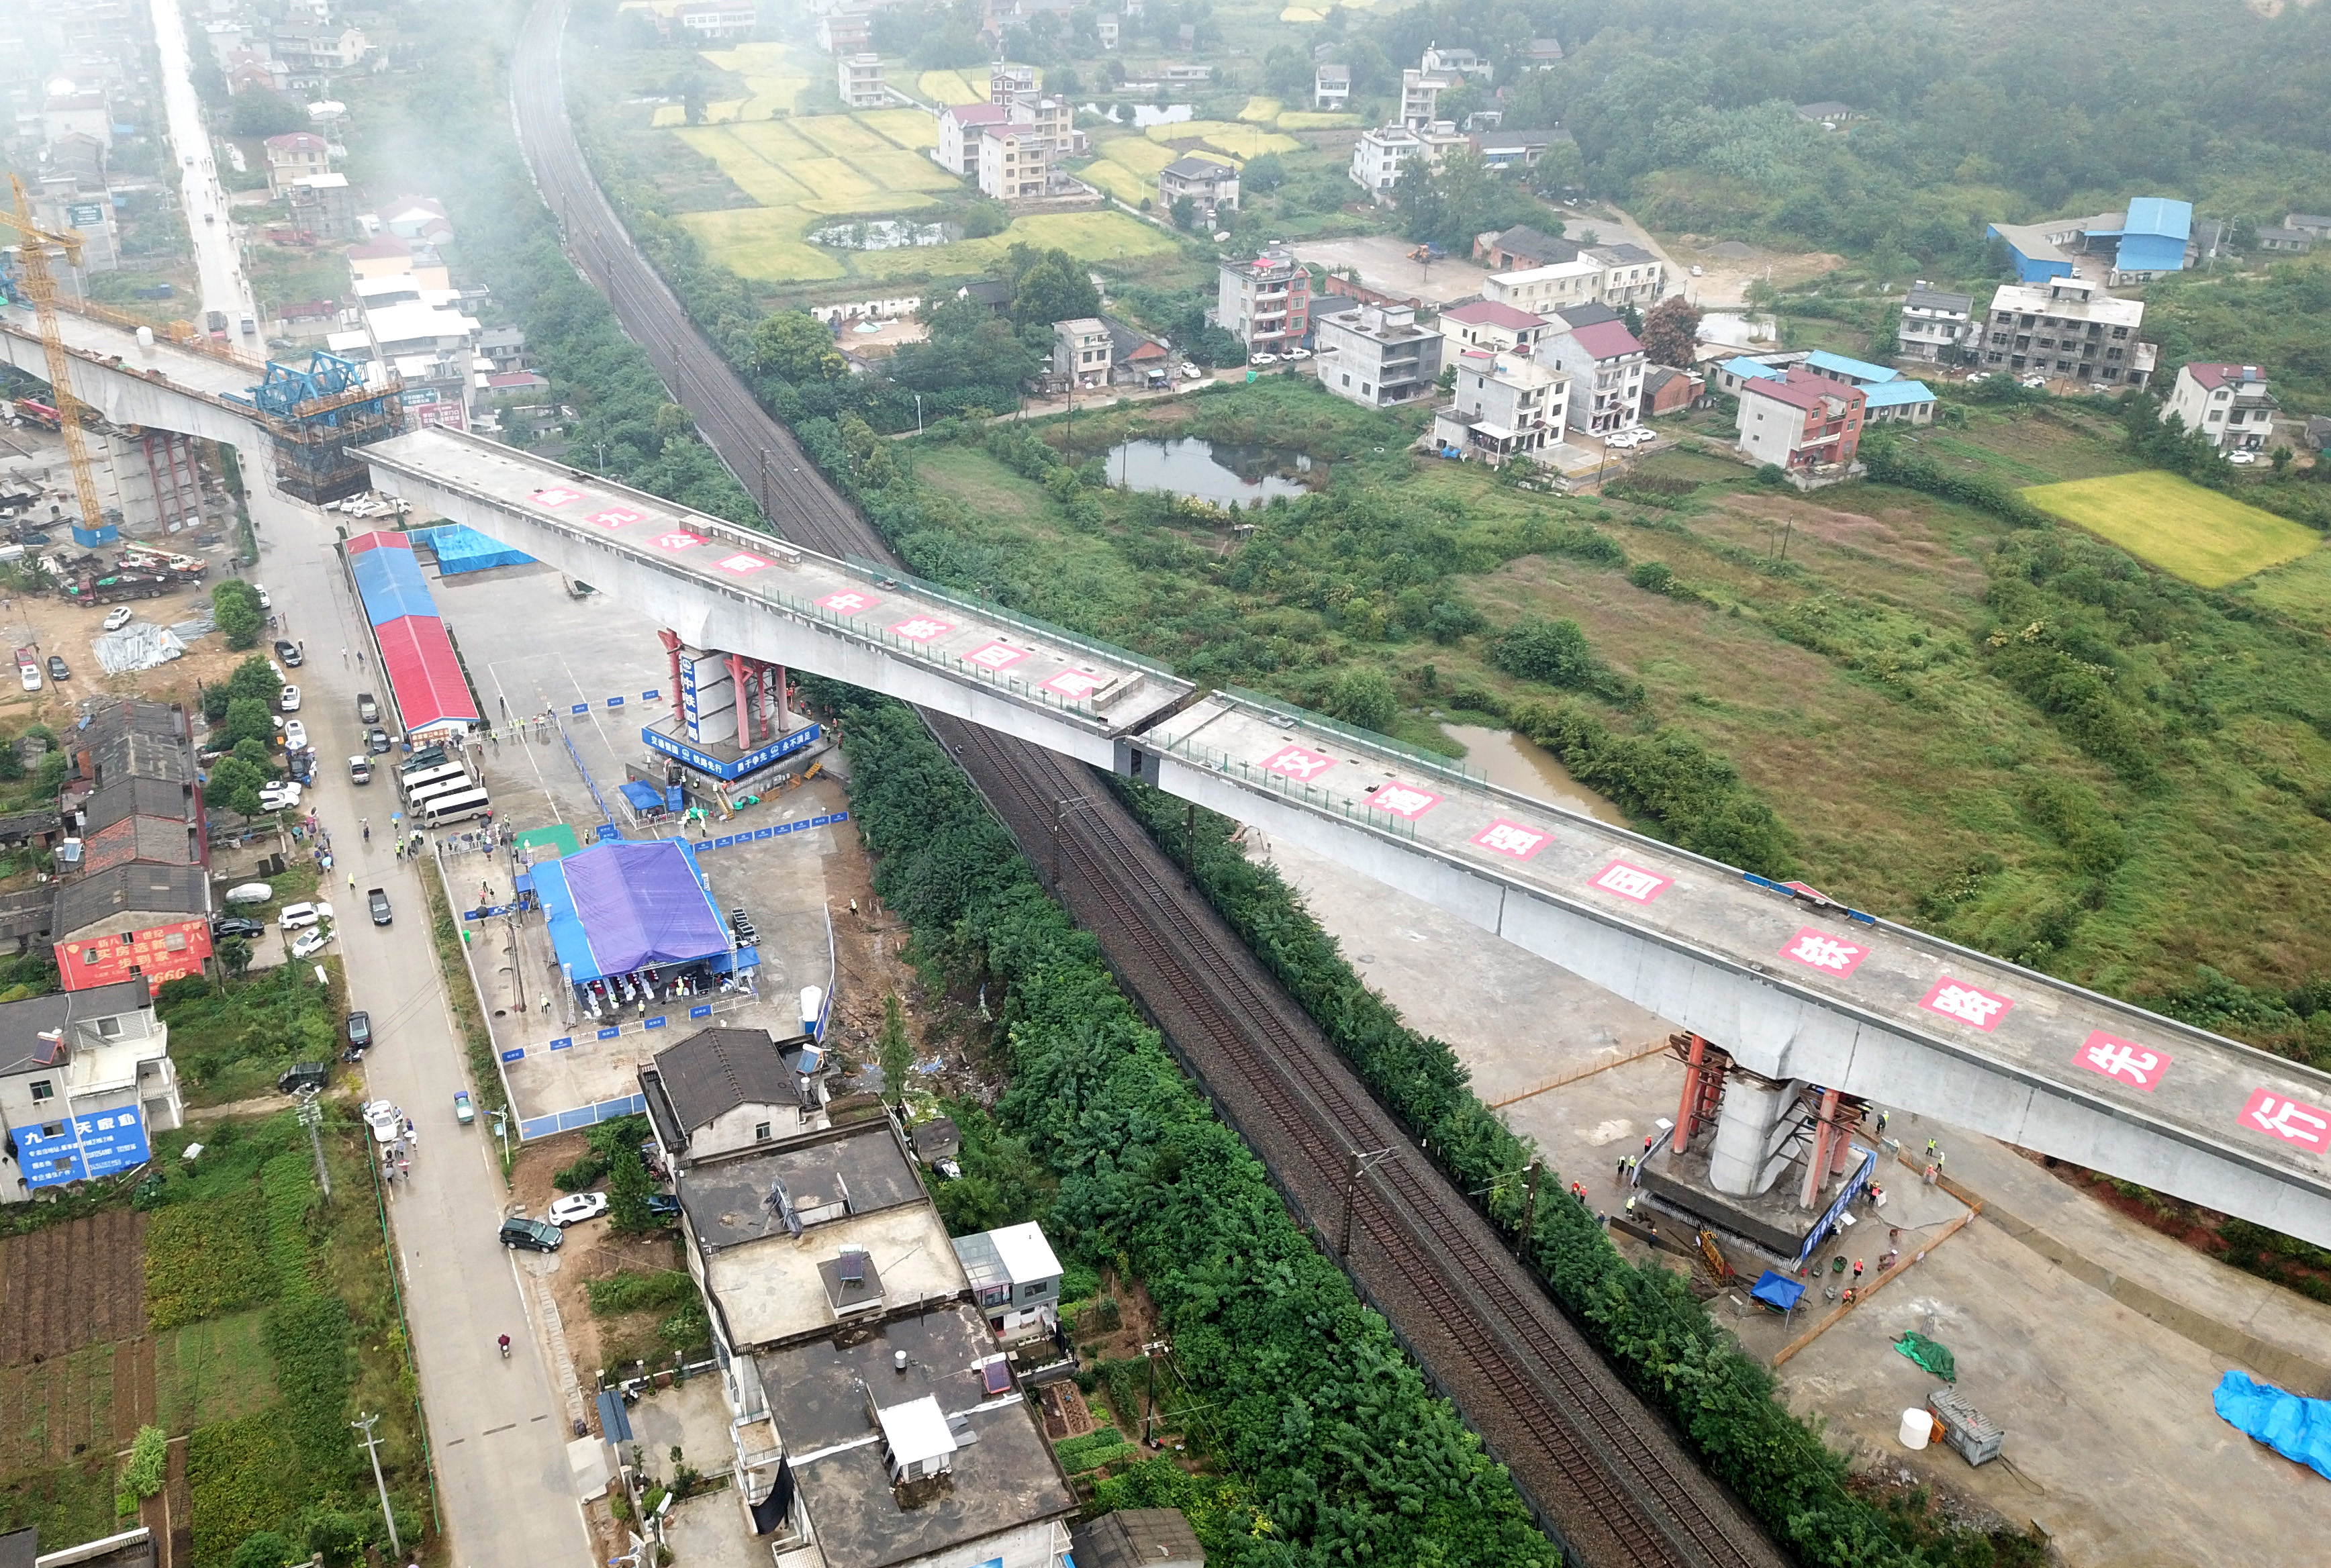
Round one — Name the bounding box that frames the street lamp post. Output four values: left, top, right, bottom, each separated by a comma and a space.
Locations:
352, 1412, 399, 1555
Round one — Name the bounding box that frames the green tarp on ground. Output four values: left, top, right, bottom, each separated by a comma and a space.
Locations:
514, 823, 583, 859
1895, 1331, 1956, 1382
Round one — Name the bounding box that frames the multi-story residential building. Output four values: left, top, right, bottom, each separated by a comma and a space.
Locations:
1590, 242, 1664, 305
1158, 156, 1237, 223
675, 0, 758, 42
814, 7, 869, 50
1519, 37, 1564, 69
1052, 317, 1111, 385
1095, 13, 1118, 48
1398, 66, 1462, 128
1972, 275, 2156, 387
269, 17, 367, 75
1897, 285, 1972, 363
1006, 93, 1078, 163
1349, 124, 1422, 193
1215, 246, 1310, 353
1733, 367, 1865, 478
976, 126, 1045, 199
1314, 62, 1350, 110
0, 979, 182, 1202
641, 1026, 830, 1166
1431, 349, 1569, 465
1437, 298, 1554, 356
264, 130, 331, 197
41, 85, 110, 150
1318, 303, 1443, 408
988, 62, 1036, 104
836, 52, 886, 108
952, 1222, 1063, 1341
935, 102, 1008, 175
1421, 44, 1491, 80
1481, 256, 1605, 316
1535, 317, 1647, 434
2163, 362, 2279, 452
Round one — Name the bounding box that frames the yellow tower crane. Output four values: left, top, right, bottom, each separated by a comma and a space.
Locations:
2, 173, 111, 538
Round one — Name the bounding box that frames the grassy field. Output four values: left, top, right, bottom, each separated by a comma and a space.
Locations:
864, 383, 2331, 1018
2023, 471, 2319, 587
2234, 546, 2331, 630
917, 68, 987, 106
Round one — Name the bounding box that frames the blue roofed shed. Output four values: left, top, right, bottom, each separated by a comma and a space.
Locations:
1803, 349, 1901, 387
1861, 379, 1937, 424
2093, 197, 2193, 277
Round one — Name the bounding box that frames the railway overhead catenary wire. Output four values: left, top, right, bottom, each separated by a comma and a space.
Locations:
509, 7, 1784, 1563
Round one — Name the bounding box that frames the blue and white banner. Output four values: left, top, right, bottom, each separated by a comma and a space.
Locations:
641, 723, 820, 783
698, 812, 847, 853
18, 1104, 149, 1187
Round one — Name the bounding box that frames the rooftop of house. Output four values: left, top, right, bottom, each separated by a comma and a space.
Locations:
1549, 301, 1621, 330
1987, 277, 2145, 326
79, 778, 192, 837
753, 1304, 1075, 1568
647, 1026, 822, 1137
1742, 366, 1866, 415
1558, 319, 1646, 360
1803, 348, 1901, 384
1102, 315, 1167, 360
1861, 379, 1937, 409
1317, 63, 1350, 83
681, 1119, 965, 1348
1795, 100, 1855, 120
1071, 1510, 1206, 1568
2183, 362, 2272, 391
2110, 196, 2193, 243
1485, 224, 1577, 263
1161, 155, 1236, 181
1441, 299, 1545, 331
77, 701, 188, 789
263, 132, 327, 153
53, 863, 207, 939
0, 980, 152, 1077
1904, 287, 1973, 313
1719, 356, 1787, 383
943, 103, 1009, 126
1323, 304, 1433, 344
1588, 241, 1658, 267
950, 1221, 1061, 1290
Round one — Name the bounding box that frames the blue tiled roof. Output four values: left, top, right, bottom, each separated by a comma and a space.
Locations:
1803, 349, 1901, 384
1862, 379, 1936, 408
1721, 356, 1787, 382
2123, 197, 2193, 242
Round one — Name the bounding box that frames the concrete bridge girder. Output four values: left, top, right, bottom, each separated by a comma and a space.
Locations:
1153, 750, 2331, 1248
0, 322, 260, 448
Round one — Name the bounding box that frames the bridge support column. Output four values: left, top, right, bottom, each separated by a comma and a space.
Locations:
1672, 1034, 1727, 1155
1799, 1088, 1842, 1209
1707, 1076, 1792, 1197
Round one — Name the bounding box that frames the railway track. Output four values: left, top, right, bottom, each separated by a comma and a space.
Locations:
508, 9, 1786, 1563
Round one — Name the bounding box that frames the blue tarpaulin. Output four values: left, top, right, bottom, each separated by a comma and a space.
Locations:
532, 838, 729, 981
2215, 1370, 2331, 1481
419, 524, 537, 575
351, 542, 437, 626
617, 780, 666, 811
1750, 1270, 1804, 1313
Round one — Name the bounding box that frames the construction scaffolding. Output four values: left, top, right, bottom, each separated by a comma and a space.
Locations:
227, 351, 405, 504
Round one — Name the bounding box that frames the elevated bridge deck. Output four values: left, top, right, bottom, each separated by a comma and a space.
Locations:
7, 304, 2328, 1245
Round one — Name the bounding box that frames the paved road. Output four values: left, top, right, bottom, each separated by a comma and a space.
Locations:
148, 0, 256, 332
240, 476, 595, 1565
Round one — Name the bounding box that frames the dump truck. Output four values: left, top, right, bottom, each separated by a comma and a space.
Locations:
62, 571, 173, 606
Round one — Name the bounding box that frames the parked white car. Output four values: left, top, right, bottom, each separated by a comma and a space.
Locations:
279, 684, 301, 712
282, 719, 307, 750
1249, 352, 1278, 366
277, 901, 332, 931
547, 1191, 610, 1227
2226, 449, 2257, 464
363, 1099, 402, 1144
290, 926, 333, 959
103, 606, 134, 631
258, 781, 302, 812
17, 665, 38, 693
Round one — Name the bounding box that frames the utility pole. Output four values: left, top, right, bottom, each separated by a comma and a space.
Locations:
352, 1413, 399, 1555
1337, 1146, 1394, 1258
1141, 1338, 1170, 1445
295, 1089, 330, 1202
1182, 800, 1196, 883
1049, 795, 1090, 885
1515, 1159, 1541, 1260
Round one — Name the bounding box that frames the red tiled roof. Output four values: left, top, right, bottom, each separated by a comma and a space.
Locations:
1741, 366, 1866, 414
2185, 363, 2265, 390
1564, 320, 1645, 360
1442, 299, 1544, 331
945, 103, 1010, 125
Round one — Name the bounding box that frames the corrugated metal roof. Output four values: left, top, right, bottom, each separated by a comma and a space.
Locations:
374, 614, 479, 730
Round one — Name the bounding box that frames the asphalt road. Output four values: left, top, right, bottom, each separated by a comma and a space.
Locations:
148, 0, 257, 332
240, 471, 595, 1565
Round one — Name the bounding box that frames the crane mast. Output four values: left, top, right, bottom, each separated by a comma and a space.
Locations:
4, 173, 111, 537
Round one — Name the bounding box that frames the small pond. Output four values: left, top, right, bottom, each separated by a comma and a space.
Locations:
1104, 438, 1319, 505
808, 217, 953, 251
1083, 103, 1196, 126
1441, 724, 1629, 826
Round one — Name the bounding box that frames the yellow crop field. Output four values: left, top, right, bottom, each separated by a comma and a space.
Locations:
651, 105, 686, 128
849, 146, 959, 192
1277, 111, 1363, 130
794, 115, 891, 156
1096, 136, 1179, 175
724, 120, 820, 163
1238, 97, 1283, 124
694, 42, 809, 119
1146, 121, 1302, 158
1078, 159, 1153, 205
678, 208, 845, 283
2023, 471, 2318, 588
672, 128, 813, 205
788, 157, 880, 201
918, 68, 986, 105
861, 108, 940, 149
1280, 6, 1327, 19
851, 210, 1177, 279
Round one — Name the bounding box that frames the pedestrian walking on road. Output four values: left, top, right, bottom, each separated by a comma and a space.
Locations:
1615, 1155, 1627, 1180
346, 873, 355, 891
1852, 1259, 1864, 1285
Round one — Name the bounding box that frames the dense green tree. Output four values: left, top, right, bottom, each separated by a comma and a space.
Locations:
209, 756, 269, 818
228, 90, 303, 138
1642, 296, 1701, 368
220, 698, 275, 750
606, 1144, 655, 1234
1008, 247, 1100, 332
215, 581, 264, 650
1325, 667, 1398, 734
877, 993, 912, 1106
751, 311, 844, 382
